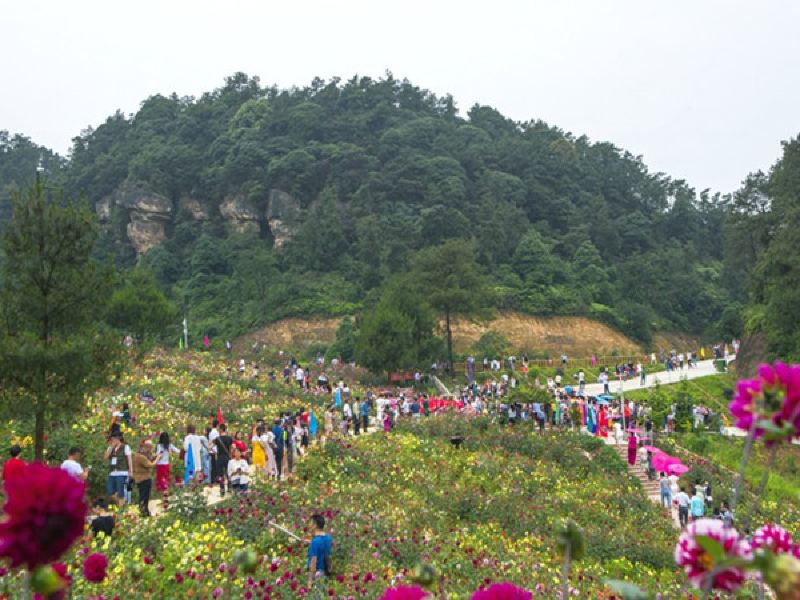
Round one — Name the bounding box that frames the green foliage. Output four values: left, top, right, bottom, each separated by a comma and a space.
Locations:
0, 179, 124, 459
411, 239, 492, 367
355, 278, 442, 372
327, 316, 356, 363
0, 74, 762, 342
471, 331, 510, 359
107, 267, 178, 343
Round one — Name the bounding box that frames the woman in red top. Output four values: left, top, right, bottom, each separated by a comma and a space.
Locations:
232, 431, 248, 460
2, 445, 25, 486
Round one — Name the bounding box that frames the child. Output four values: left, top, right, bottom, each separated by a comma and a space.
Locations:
89, 497, 115, 537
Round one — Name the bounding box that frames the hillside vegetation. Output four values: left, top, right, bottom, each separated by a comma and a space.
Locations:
242, 311, 652, 356
1, 73, 733, 346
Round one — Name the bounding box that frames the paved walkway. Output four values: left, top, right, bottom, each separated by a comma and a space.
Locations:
582, 357, 731, 397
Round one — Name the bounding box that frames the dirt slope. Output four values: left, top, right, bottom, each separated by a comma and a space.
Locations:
240, 311, 646, 355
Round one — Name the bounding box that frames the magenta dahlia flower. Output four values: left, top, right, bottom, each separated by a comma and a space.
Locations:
674, 518, 751, 592
379, 585, 429, 600
0, 462, 87, 569
471, 582, 533, 600
752, 524, 795, 554
729, 362, 800, 441
730, 377, 763, 433
83, 552, 109, 583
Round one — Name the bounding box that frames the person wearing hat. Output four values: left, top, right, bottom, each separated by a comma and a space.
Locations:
132, 440, 158, 516
104, 432, 133, 504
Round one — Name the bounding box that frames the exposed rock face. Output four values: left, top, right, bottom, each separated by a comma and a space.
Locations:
95, 196, 112, 224
113, 186, 173, 255
220, 195, 260, 233
266, 189, 301, 248
178, 197, 210, 221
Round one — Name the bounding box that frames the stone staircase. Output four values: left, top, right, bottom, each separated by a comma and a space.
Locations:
611, 443, 662, 499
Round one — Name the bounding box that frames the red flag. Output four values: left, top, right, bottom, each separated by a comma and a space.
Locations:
217, 407, 225, 425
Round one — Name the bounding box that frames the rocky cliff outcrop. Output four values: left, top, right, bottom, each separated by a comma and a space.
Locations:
219, 195, 260, 233
95, 196, 112, 224
178, 196, 210, 221
113, 185, 173, 255
266, 189, 301, 248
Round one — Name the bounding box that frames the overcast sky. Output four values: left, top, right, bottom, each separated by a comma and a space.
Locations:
3, 0, 798, 194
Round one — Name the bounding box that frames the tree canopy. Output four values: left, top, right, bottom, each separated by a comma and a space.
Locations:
1, 73, 795, 355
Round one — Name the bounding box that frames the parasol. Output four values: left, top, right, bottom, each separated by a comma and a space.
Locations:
668, 463, 690, 475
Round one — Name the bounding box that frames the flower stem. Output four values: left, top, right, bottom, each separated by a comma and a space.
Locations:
560, 544, 571, 600
742, 444, 778, 532
729, 417, 759, 514
19, 571, 29, 600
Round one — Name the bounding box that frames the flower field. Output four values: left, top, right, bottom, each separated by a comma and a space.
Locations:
2, 351, 799, 598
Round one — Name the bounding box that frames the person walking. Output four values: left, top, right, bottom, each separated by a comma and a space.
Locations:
155, 433, 178, 508
627, 431, 638, 466
676, 487, 690, 527
353, 398, 361, 435
213, 423, 233, 497
306, 513, 333, 593
271, 419, 284, 481
659, 472, 672, 508
251, 422, 267, 476
690, 490, 705, 522
283, 420, 294, 476
183, 424, 206, 484
132, 440, 157, 516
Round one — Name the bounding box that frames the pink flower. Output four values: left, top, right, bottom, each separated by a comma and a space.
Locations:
379, 585, 429, 600
83, 553, 109, 583
730, 378, 762, 433
752, 524, 794, 554
0, 462, 88, 569
729, 362, 800, 441
471, 582, 533, 600
212, 588, 224, 598
674, 518, 751, 592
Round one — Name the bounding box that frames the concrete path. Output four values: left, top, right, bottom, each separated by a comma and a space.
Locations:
582, 357, 731, 397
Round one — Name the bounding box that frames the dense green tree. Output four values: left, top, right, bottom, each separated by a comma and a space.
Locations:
411, 240, 492, 370
354, 279, 441, 372
0, 179, 123, 459
107, 268, 178, 343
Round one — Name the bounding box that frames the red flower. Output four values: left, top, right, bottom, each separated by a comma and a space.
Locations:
83, 553, 109, 583
0, 462, 87, 569
471, 582, 533, 600
379, 585, 429, 600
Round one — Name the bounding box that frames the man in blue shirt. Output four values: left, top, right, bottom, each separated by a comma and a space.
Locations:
271, 419, 284, 480
306, 513, 332, 590
360, 398, 371, 432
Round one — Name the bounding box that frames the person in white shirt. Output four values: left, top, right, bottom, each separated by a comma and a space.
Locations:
227, 446, 250, 493
104, 432, 133, 503
676, 488, 691, 527
183, 424, 206, 483
61, 447, 89, 481
295, 366, 305, 388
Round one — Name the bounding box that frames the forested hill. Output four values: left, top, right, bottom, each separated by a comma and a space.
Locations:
0, 73, 747, 344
